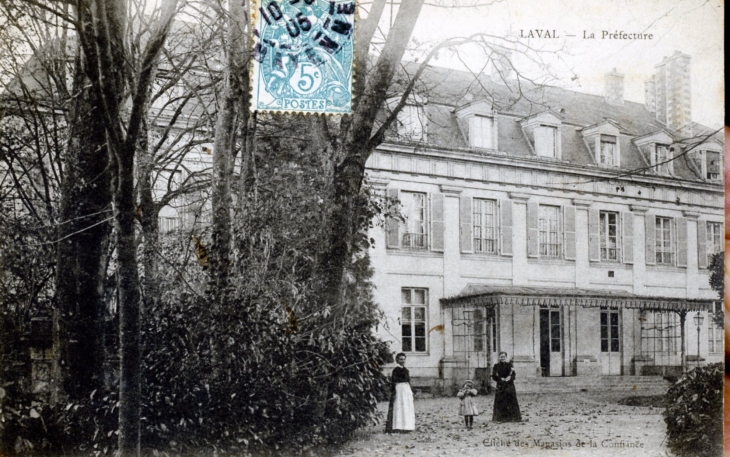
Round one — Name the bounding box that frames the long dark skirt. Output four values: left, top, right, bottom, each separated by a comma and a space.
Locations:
492, 382, 521, 422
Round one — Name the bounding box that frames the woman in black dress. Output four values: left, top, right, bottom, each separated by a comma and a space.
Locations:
491, 351, 521, 422
385, 353, 415, 432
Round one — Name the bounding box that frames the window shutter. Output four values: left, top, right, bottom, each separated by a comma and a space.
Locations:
460, 196, 473, 253
386, 188, 401, 248
527, 202, 539, 257
697, 221, 708, 269
564, 206, 576, 260
500, 200, 513, 256
588, 208, 600, 262
622, 212, 633, 264
676, 218, 687, 267
645, 215, 656, 265
431, 193, 444, 252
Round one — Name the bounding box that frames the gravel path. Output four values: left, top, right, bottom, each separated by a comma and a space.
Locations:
337, 392, 669, 457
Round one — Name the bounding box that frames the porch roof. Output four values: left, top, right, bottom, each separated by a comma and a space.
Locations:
440, 285, 714, 312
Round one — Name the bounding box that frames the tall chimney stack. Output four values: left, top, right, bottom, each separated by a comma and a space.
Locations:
604, 68, 624, 105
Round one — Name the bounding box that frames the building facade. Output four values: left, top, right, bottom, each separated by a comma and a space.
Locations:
366, 55, 723, 388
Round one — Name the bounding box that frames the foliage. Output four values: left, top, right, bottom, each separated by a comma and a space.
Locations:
708, 251, 723, 327
663, 362, 723, 457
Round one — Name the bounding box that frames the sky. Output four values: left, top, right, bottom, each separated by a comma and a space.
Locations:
388, 0, 724, 128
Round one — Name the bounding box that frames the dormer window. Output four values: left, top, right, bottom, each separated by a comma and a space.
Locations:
599, 135, 617, 165
521, 111, 562, 160
633, 130, 675, 176
691, 149, 722, 181
652, 144, 673, 175
535, 125, 557, 157
396, 104, 427, 141
580, 120, 621, 167
469, 115, 494, 149
454, 100, 498, 151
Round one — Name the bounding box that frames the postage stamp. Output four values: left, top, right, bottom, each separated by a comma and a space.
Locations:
251, 0, 355, 114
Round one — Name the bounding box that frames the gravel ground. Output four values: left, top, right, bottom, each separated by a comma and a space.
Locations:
335, 392, 669, 457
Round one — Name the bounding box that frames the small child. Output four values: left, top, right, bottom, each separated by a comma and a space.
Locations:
457, 380, 479, 429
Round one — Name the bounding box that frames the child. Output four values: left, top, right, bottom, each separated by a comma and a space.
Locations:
457, 380, 479, 429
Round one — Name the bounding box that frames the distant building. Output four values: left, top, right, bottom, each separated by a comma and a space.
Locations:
366, 53, 723, 390
645, 51, 692, 132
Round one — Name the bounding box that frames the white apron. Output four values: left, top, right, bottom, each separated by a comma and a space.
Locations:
392, 382, 415, 430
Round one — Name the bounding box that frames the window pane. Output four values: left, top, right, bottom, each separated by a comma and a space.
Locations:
414, 306, 425, 321
402, 307, 411, 322
601, 339, 608, 352
610, 339, 619, 352
415, 337, 426, 352
415, 322, 425, 337
402, 289, 411, 304
402, 337, 412, 352
414, 290, 425, 305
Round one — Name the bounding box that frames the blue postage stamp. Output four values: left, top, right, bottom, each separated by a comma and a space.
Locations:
251, 0, 355, 114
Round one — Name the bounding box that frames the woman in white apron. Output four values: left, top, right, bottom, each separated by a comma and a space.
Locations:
385, 352, 415, 432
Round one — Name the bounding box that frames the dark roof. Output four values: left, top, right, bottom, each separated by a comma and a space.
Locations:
440, 284, 713, 312
388, 63, 722, 183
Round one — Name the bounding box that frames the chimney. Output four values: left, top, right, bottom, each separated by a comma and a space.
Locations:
604, 68, 624, 105
644, 76, 656, 112
648, 51, 692, 130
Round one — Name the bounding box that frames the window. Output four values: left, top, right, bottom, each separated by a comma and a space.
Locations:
706, 222, 722, 267
401, 288, 427, 353
473, 198, 497, 254
159, 216, 181, 233
539, 205, 561, 258
469, 115, 494, 149
600, 308, 620, 352
599, 135, 617, 166
549, 309, 560, 352
705, 151, 721, 180
535, 125, 558, 157
655, 217, 674, 265
401, 192, 427, 249
641, 312, 680, 359
652, 144, 672, 174
708, 303, 722, 353
599, 211, 619, 262
397, 104, 426, 141
472, 309, 485, 352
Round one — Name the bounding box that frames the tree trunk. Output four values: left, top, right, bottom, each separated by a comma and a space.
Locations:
136, 118, 160, 302
209, 0, 250, 295
55, 45, 112, 402
319, 0, 425, 307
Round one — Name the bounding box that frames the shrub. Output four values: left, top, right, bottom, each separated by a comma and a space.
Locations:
663, 362, 723, 457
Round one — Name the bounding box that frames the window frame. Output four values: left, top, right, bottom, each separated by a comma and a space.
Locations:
400, 288, 428, 354
706, 221, 722, 267
599, 134, 618, 166
396, 104, 427, 142
599, 211, 620, 262
600, 307, 621, 353
538, 204, 562, 259
535, 124, 558, 158
401, 191, 428, 250
708, 303, 722, 353
655, 216, 674, 265
473, 198, 498, 254
652, 143, 673, 175
468, 115, 495, 149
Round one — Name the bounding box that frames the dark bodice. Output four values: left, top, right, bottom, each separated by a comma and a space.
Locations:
391, 366, 410, 384
491, 362, 516, 383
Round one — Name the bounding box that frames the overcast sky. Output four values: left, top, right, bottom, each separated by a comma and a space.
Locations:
391, 0, 723, 128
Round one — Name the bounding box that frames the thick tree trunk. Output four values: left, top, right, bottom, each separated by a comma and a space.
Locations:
136, 118, 160, 301
319, 0, 425, 307
55, 48, 112, 402
209, 0, 250, 295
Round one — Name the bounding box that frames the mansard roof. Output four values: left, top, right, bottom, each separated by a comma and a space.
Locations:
385, 63, 722, 184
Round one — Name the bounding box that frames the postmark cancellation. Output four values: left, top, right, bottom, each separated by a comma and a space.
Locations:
251, 0, 355, 114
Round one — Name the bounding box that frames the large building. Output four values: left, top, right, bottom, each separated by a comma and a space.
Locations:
366, 53, 723, 390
